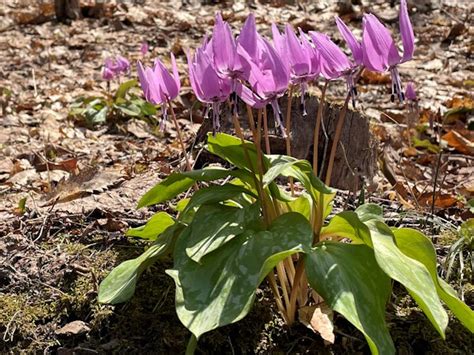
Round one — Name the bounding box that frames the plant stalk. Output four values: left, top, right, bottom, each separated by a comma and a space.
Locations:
263, 106, 271, 154
285, 86, 295, 195
313, 80, 328, 176
324, 92, 351, 186
169, 100, 193, 171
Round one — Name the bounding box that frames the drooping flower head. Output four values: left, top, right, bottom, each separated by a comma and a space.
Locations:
211, 13, 243, 81
140, 42, 149, 56
186, 38, 232, 133
272, 24, 320, 115
137, 54, 180, 129
310, 31, 359, 106
405, 81, 417, 101
361, 0, 414, 102
236, 31, 290, 136
103, 55, 130, 80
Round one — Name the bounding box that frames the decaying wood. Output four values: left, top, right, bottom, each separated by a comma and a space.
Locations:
195, 95, 377, 191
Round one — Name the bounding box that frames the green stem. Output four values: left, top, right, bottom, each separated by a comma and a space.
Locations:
185, 334, 198, 355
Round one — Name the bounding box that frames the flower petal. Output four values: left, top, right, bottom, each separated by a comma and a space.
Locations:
235, 82, 268, 108
335, 16, 363, 65
362, 14, 400, 71
212, 13, 237, 76
399, 0, 415, 62
310, 32, 351, 78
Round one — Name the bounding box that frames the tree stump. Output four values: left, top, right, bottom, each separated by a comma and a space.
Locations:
194, 95, 377, 191
54, 0, 81, 22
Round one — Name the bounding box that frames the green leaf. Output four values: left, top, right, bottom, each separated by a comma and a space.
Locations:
185, 203, 261, 263
305, 242, 394, 355
320, 211, 372, 246
89, 106, 108, 125
114, 103, 141, 117
284, 193, 312, 220
262, 155, 303, 186
98, 224, 180, 304
181, 183, 257, 218
137, 167, 240, 208
167, 212, 312, 339
115, 79, 138, 100
267, 156, 334, 217
207, 133, 266, 172
392, 228, 474, 333
355, 203, 384, 223
367, 221, 448, 338
125, 212, 175, 241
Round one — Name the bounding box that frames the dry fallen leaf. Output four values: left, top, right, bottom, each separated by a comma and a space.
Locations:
55, 320, 90, 336
442, 130, 474, 155
299, 304, 335, 344
42, 166, 125, 206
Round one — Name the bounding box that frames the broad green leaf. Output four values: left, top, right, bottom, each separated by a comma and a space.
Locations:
392, 228, 474, 333
167, 212, 312, 339
137, 167, 240, 208
355, 203, 383, 222
207, 133, 267, 172
114, 103, 141, 117
367, 221, 448, 338
320, 211, 372, 246
98, 224, 180, 304
262, 155, 304, 186
126, 212, 175, 241
270, 157, 334, 218
90, 106, 108, 125
305, 242, 394, 355
181, 183, 256, 218
284, 193, 312, 220
115, 79, 138, 100
185, 203, 261, 263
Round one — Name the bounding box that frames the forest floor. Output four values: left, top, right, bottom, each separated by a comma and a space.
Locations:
1, 0, 473, 353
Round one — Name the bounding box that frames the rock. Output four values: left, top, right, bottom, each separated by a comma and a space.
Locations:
55, 320, 91, 336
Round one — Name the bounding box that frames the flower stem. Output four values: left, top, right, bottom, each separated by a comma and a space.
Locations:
285, 86, 295, 195
168, 100, 192, 171
313, 80, 328, 176
263, 106, 271, 154
324, 92, 351, 186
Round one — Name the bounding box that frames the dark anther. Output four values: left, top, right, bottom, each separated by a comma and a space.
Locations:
390, 94, 395, 103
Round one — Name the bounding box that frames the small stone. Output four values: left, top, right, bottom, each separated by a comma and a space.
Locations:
55, 320, 90, 336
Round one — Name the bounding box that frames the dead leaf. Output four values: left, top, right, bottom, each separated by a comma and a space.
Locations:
299, 304, 335, 344
442, 130, 474, 155
360, 69, 391, 85
42, 166, 125, 205
418, 193, 459, 208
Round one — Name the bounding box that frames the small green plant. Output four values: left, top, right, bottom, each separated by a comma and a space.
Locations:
69, 79, 157, 127
99, 132, 473, 354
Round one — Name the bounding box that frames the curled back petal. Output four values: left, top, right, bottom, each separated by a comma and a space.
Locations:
335, 16, 363, 65
399, 0, 415, 62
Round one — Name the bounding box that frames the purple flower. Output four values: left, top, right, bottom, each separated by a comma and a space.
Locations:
103, 55, 130, 79
211, 13, 243, 81
140, 42, 149, 56
236, 36, 290, 136
272, 24, 319, 115
186, 41, 232, 133
137, 54, 180, 128
310, 31, 358, 106
335, 16, 362, 65
361, 0, 415, 102
405, 82, 417, 101
102, 66, 115, 81
116, 55, 130, 74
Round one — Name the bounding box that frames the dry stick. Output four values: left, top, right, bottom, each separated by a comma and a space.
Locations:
285, 86, 295, 195
430, 117, 446, 220
313, 81, 328, 175
287, 258, 305, 325
168, 100, 192, 171
263, 106, 271, 154
324, 92, 351, 186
